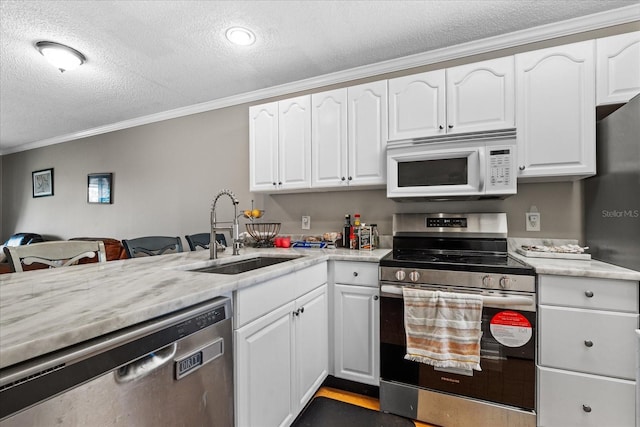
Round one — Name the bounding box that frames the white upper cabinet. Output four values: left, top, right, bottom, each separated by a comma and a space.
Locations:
388, 70, 445, 140
446, 56, 515, 133
347, 81, 388, 186
250, 96, 311, 192
596, 31, 640, 105
388, 57, 514, 141
311, 81, 387, 189
278, 96, 311, 190
515, 40, 596, 180
311, 89, 348, 188
249, 102, 279, 192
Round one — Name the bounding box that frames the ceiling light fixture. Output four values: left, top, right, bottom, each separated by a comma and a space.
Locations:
225, 27, 256, 46
35, 41, 86, 73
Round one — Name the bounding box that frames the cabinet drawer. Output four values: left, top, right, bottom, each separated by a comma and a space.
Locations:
235, 262, 327, 328
333, 261, 378, 286
538, 366, 635, 427
539, 305, 638, 379
539, 275, 638, 313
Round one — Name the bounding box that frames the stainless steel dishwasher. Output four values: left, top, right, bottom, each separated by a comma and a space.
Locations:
0, 297, 233, 426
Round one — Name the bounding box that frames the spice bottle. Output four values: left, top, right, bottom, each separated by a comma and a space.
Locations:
370, 224, 379, 249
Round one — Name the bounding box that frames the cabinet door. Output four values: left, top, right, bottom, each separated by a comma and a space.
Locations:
294, 285, 328, 410
311, 89, 348, 188
388, 70, 445, 140
515, 40, 596, 180
447, 56, 515, 134
596, 31, 640, 105
235, 301, 296, 427
249, 102, 279, 192
538, 366, 635, 427
334, 284, 379, 385
348, 81, 388, 186
539, 305, 638, 380
279, 95, 311, 190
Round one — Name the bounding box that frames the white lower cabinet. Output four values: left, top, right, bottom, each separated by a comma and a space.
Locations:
537, 274, 639, 427
332, 261, 380, 386
234, 264, 328, 427
538, 366, 635, 427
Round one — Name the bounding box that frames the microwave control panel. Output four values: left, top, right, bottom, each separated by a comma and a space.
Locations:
487, 148, 513, 189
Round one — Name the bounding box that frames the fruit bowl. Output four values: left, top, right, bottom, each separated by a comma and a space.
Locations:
245, 222, 281, 247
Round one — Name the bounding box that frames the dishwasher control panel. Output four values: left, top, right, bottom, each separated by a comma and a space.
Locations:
175, 306, 227, 339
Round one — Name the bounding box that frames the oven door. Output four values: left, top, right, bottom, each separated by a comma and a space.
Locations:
387, 141, 484, 199
379, 283, 536, 411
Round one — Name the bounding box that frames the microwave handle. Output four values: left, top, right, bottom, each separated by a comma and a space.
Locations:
478, 148, 486, 191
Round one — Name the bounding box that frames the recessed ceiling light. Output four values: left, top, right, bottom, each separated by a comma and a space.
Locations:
225, 27, 256, 46
35, 41, 86, 73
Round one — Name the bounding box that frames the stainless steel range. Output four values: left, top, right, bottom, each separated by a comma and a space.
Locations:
379, 213, 536, 427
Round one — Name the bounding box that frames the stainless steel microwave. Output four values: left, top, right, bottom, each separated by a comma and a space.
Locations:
386, 129, 517, 200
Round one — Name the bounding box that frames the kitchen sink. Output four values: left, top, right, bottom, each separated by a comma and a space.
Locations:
189, 255, 301, 275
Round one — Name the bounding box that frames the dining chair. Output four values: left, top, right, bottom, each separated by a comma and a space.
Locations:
184, 233, 227, 251
122, 236, 183, 258
3, 240, 107, 273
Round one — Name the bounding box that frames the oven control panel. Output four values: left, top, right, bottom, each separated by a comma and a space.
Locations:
380, 267, 536, 293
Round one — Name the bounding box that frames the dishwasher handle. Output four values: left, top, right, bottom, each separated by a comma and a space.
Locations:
114, 343, 177, 384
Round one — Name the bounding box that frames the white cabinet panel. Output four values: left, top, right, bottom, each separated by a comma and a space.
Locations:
235, 301, 296, 427
538, 366, 635, 427
334, 284, 379, 385
597, 31, 640, 105
279, 96, 311, 190
539, 305, 638, 380
295, 285, 329, 408
447, 56, 515, 133
348, 81, 388, 186
311, 89, 348, 188
539, 275, 638, 313
333, 261, 378, 287
516, 40, 596, 180
249, 102, 279, 192
388, 70, 445, 140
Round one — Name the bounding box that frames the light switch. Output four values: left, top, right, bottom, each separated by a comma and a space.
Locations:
302, 216, 311, 230
526, 212, 541, 231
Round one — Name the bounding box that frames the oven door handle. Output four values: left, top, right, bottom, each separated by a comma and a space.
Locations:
380, 285, 535, 307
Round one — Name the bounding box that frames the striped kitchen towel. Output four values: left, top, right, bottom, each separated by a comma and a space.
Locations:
403, 288, 483, 371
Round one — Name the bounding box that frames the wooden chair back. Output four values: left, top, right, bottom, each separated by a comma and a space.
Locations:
3, 241, 107, 273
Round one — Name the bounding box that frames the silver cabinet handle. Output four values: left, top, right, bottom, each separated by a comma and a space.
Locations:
584, 340, 594, 348
582, 405, 592, 413
585, 290, 594, 298
439, 125, 444, 130
353, 272, 358, 277
519, 165, 526, 171
373, 295, 379, 301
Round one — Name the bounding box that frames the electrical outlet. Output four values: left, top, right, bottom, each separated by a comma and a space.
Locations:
301, 215, 311, 230
526, 212, 541, 231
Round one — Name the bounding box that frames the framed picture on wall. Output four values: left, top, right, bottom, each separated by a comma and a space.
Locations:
32, 168, 54, 198
87, 173, 113, 204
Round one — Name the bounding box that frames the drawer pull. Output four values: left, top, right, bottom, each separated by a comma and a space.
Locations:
584, 340, 594, 348
585, 290, 594, 298
353, 272, 358, 277
582, 405, 592, 413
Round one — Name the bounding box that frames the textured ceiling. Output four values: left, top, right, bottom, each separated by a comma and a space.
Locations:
0, 0, 637, 153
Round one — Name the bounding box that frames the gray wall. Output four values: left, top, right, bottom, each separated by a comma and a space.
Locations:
0, 101, 583, 243
5, 23, 636, 244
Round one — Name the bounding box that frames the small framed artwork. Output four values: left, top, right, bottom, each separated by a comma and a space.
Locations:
87, 173, 113, 204
32, 168, 54, 198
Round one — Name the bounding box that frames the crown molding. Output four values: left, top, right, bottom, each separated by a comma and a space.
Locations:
2, 4, 639, 155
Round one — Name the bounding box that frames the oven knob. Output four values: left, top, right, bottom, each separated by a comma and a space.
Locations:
482, 275, 494, 287
499, 276, 511, 289
409, 271, 421, 282
395, 270, 406, 281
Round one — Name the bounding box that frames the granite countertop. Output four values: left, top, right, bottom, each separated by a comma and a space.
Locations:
0, 247, 390, 370
508, 238, 640, 281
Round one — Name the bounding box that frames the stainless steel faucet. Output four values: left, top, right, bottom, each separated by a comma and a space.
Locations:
211, 189, 241, 259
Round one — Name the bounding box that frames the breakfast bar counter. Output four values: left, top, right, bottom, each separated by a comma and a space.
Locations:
0, 248, 389, 369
